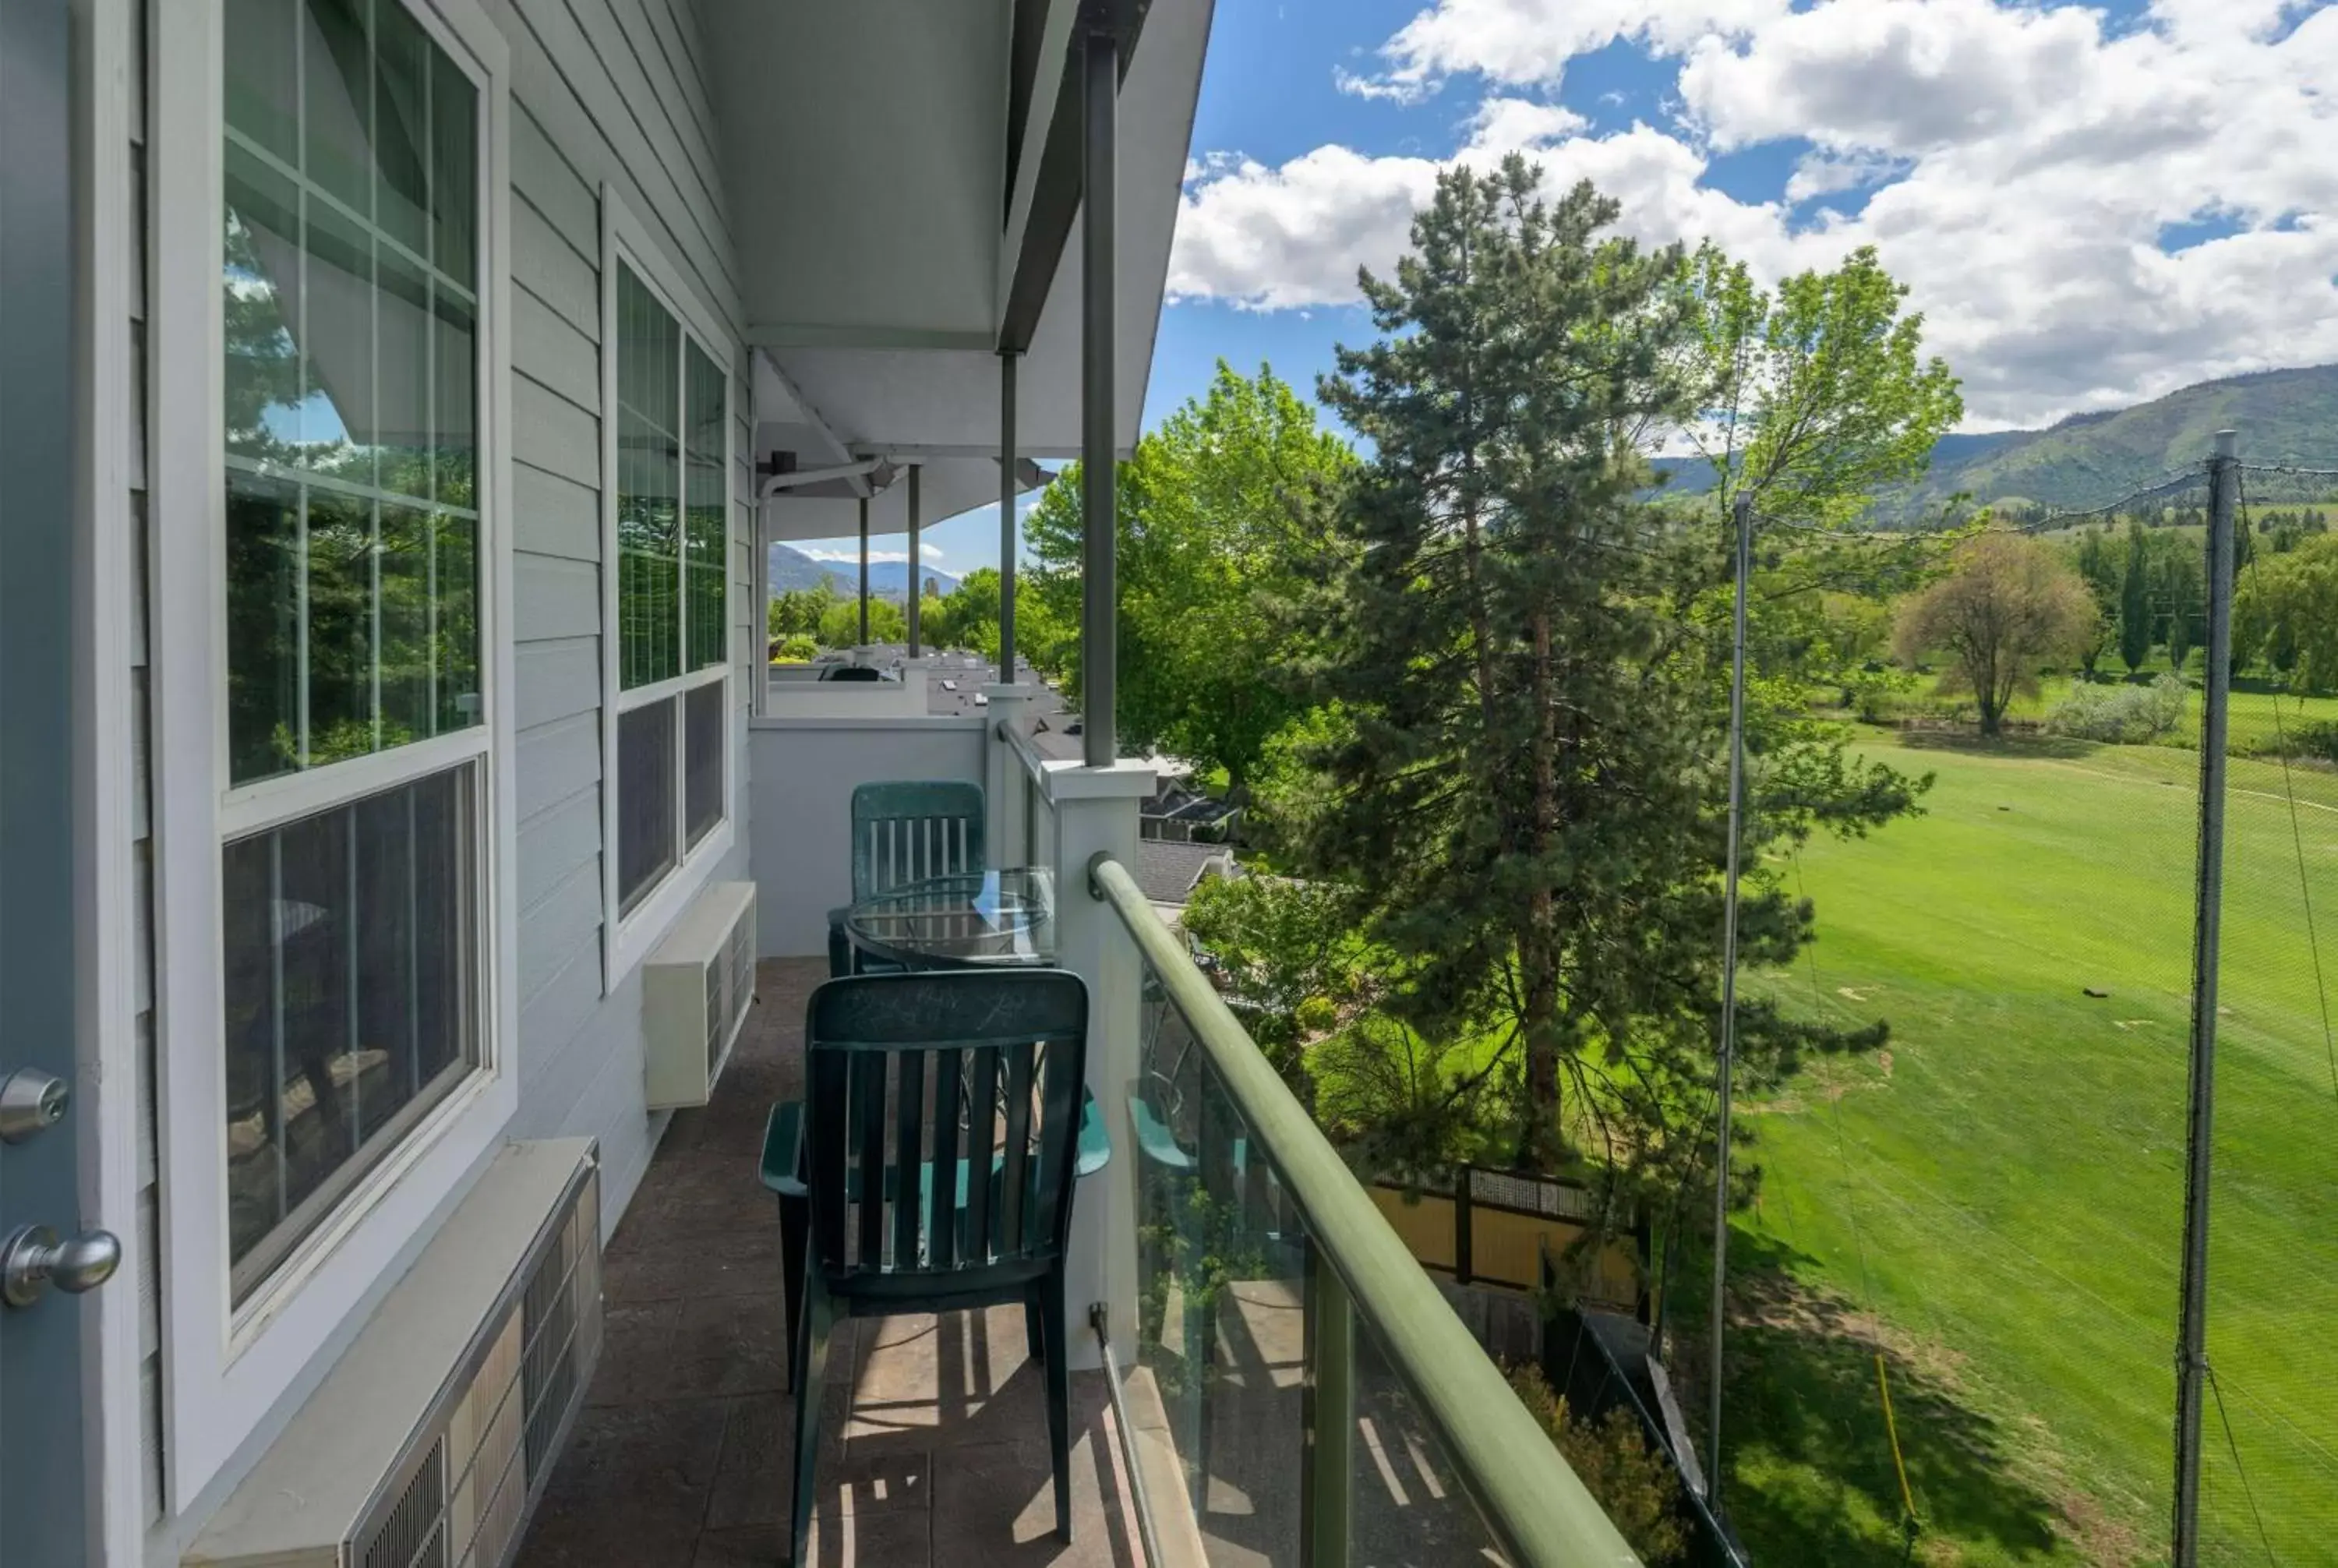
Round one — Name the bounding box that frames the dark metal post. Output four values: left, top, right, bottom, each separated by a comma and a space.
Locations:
1706, 488, 1754, 1510
1079, 12, 1117, 768
906, 463, 923, 657
1453, 1166, 1474, 1286
1000, 351, 1019, 683
856, 493, 870, 647
2173, 429, 2238, 1566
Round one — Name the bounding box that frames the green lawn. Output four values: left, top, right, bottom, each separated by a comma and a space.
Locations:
1725, 733, 2338, 1566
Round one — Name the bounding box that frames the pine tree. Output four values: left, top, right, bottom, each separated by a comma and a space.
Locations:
2120, 521, 2153, 674
1294, 159, 1916, 1170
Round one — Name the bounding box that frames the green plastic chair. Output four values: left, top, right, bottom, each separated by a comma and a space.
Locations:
760, 969, 1106, 1564
825, 779, 988, 976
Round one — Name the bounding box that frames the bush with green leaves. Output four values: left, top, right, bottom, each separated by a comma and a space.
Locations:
2044, 672, 2188, 743
771, 633, 818, 662
1504, 1362, 1687, 1565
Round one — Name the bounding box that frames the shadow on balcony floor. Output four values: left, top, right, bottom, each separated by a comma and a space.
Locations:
515, 958, 1146, 1568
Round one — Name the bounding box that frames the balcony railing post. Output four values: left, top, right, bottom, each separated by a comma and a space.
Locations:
1302, 1239, 1356, 1566
984, 690, 1033, 865
1041, 760, 1153, 1368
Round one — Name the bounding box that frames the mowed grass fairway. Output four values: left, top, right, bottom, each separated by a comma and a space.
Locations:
1729, 732, 2338, 1566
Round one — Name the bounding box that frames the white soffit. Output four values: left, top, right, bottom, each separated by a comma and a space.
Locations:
711, 0, 1213, 483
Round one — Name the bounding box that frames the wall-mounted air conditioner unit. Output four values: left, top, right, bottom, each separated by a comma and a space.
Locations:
187, 1139, 603, 1568
643, 880, 758, 1110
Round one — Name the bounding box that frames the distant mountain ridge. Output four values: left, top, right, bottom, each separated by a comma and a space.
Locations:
1651, 364, 2338, 524
768, 541, 960, 601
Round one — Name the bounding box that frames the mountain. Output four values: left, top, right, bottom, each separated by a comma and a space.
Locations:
1648, 365, 2338, 524
1873, 364, 2338, 524
767, 542, 960, 601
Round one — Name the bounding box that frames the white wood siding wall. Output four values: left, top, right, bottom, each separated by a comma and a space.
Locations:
483, 0, 753, 1230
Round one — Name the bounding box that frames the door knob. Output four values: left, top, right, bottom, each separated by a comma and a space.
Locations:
1, 1224, 122, 1308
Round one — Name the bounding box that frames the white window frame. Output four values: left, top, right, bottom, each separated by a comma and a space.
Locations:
599, 187, 736, 988
148, 0, 517, 1511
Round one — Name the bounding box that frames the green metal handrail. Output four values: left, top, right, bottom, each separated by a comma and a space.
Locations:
1091, 854, 1644, 1568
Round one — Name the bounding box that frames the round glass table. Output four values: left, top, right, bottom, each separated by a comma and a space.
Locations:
841, 868, 1058, 970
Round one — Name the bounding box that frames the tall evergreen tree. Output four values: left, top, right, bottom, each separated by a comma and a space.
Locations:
1294, 159, 1916, 1171
2120, 521, 2153, 674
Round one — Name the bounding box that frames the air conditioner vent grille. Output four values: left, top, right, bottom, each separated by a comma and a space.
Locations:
359, 1436, 447, 1568
348, 1159, 602, 1568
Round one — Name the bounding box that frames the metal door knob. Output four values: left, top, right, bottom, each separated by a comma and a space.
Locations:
1, 1224, 121, 1308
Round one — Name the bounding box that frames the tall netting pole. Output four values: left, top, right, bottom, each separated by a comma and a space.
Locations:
2172, 429, 2238, 1566
1706, 488, 1754, 1510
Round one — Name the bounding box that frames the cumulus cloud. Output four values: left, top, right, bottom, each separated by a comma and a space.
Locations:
1347, 0, 1789, 101
803, 543, 945, 565
1169, 0, 2338, 428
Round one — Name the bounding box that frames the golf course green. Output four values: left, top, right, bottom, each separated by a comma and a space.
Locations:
1729, 731, 2338, 1566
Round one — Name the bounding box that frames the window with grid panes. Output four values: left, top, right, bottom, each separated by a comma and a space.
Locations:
612, 259, 728, 919
217, 0, 487, 1301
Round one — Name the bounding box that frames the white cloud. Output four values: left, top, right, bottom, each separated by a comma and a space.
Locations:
1347, 0, 1788, 101
803, 543, 945, 564
1169, 0, 2338, 429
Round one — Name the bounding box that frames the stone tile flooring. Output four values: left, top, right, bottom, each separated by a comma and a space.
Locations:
516, 958, 1146, 1568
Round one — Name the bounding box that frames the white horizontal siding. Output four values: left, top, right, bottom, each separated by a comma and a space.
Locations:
492, 0, 750, 1256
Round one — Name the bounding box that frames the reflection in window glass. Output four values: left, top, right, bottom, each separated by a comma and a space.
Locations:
684, 680, 723, 850
222, 761, 478, 1301
619, 700, 679, 915
684, 341, 727, 673
222, 0, 481, 785
617, 263, 681, 690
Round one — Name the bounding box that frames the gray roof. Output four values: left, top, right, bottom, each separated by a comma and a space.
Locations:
1132, 839, 1236, 906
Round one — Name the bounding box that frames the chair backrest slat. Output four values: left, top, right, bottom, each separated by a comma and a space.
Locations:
853, 1052, 888, 1268
998, 1043, 1034, 1256
962, 1044, 1000, 1263
852, 781, 986, 900
803, 970, 1086, 1293
929, 1047, 963, 1270
892, 1049, 926, 1268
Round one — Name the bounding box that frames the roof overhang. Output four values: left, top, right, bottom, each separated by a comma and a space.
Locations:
698, 0, 1212, 539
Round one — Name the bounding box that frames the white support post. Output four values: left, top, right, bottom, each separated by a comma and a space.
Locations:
984, 683, 1033, 866
1039, 758, 1153, 1371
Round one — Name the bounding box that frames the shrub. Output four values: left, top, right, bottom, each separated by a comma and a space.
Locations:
2046, 673, 2189, 743
1504, 1364, 1688, 1565
2261, 718, 2338, 765
771, 633, 818, 662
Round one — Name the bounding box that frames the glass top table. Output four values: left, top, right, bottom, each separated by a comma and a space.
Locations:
841, 868, 1058, 970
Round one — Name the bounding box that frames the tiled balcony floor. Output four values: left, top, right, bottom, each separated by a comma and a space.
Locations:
516, 959, 1147, 1568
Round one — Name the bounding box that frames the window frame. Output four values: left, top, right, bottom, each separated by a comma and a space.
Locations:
599, 187, 736, 989
148, 0, 518, 1512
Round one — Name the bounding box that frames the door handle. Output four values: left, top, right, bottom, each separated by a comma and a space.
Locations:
1, 1224, 122, 1308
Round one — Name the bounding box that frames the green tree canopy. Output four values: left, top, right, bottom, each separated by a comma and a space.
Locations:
1025, 362, 1354, 791
1895, 531, 2096, 733
1290, 157, 1916, 1185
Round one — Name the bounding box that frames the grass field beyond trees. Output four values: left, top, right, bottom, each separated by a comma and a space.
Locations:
1727, 732, 2338, 1566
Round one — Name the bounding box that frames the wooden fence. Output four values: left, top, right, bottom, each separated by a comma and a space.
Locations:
1367, 1165, 1648, 1315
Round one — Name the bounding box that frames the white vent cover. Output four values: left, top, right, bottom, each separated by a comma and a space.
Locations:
188, 1140, 603, 1568
643, 880, 757, 1110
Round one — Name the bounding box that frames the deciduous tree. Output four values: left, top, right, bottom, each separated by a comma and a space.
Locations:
1026, 363, 1353, 792
1895, 532, 2095, 734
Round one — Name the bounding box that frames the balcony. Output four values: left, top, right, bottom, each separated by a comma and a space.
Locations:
517, 712, 1644, 1566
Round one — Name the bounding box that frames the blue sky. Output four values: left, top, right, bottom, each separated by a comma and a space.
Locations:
807, 0, 2336, 581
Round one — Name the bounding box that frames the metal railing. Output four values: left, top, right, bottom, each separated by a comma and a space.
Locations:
1093, 855, 1642, 1568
